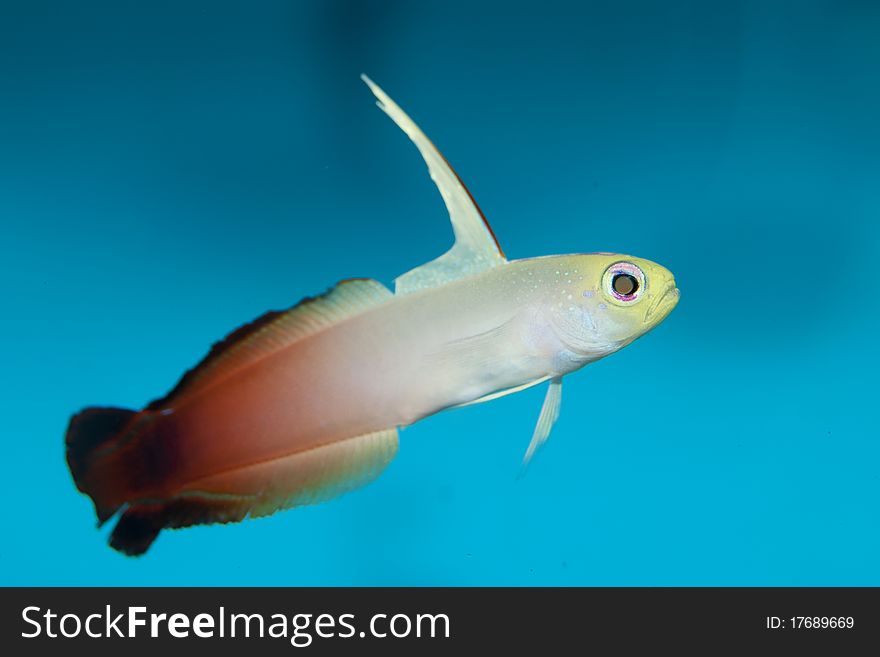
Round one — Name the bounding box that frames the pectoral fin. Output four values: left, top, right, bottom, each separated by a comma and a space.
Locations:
520, 377, 563, 474
361, 75, 506, 295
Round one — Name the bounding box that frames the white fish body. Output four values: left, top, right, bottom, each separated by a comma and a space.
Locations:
65, 75, 679, 555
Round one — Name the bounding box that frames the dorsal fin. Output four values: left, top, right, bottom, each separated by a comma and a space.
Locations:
361, 75, 507, 295
147, 278, 392, 410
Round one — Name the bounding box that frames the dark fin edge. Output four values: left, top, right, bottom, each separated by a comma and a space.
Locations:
109, 496, 252, 557
145, 309, 284, 411
65, 407, 138, 525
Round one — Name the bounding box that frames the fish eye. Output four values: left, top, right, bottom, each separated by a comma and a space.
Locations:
602, 262, 645, 304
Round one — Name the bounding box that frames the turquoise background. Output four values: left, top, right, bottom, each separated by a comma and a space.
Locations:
2, 0, 878, 585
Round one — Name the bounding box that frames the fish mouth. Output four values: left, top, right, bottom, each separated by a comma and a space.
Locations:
645, 285, 680, 323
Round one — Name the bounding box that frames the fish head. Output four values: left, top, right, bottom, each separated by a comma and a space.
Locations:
540, 253, 679, 360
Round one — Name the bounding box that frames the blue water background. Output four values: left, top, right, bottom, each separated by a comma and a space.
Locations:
1, 0, 878, 585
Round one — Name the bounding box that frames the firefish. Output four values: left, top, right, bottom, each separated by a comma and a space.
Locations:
66, 75, 679, 555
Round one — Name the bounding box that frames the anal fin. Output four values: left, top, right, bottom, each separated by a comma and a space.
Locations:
108, 428, 399, 556
186, 427, 400, 517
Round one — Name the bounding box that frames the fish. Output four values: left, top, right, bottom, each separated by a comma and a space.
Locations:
65, 75, 680, 556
